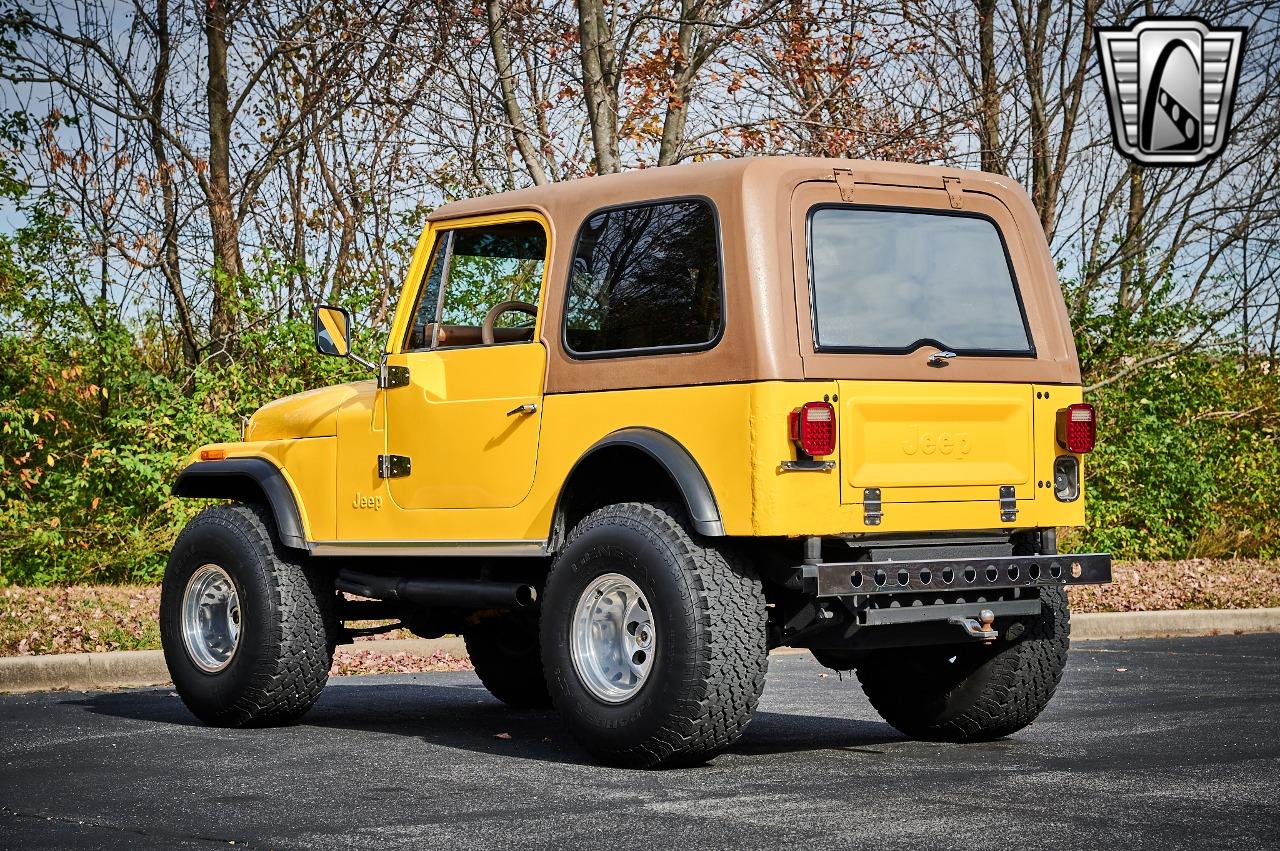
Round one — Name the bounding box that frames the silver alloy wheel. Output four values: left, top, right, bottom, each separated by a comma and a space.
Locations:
181, 564, 242, 673
570, 573, 655, 703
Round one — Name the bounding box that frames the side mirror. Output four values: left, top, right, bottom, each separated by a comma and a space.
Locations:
314, 305, 352, 358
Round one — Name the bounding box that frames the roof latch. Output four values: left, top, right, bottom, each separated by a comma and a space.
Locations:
834, 167, 858, 202
942, 176, 963, 209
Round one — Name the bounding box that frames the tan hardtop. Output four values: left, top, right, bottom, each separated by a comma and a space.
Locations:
425, 157, 1080, 393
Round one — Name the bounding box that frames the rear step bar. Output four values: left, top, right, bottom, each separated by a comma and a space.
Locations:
811, 552, 1112, 597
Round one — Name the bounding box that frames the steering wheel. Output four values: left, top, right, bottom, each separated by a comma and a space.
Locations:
481, 300, 538, 345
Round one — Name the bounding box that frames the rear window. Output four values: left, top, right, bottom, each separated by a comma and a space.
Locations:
808, 207, 1033, 354
564, 198, 723, 357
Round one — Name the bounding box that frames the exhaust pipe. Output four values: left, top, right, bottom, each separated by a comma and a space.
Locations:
336, 569, 538, 610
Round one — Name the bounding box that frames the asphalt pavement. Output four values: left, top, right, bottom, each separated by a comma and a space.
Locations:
2, 634, 1278, 850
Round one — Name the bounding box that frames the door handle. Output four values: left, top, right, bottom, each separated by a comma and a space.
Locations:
507, 403, 538, 416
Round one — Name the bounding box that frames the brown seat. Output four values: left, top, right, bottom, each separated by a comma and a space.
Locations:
435, 324, 533, 348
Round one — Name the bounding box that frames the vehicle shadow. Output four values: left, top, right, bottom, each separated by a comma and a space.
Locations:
66, 680, 905, 768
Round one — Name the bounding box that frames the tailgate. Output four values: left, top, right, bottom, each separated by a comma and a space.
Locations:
838, 381, 1035, 504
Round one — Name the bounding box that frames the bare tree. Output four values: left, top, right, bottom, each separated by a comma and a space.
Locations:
2, 0, 1277, 385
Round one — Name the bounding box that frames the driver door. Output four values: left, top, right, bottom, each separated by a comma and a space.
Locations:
383, 215, 548, 510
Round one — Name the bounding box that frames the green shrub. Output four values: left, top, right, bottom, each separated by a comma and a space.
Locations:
0, 197, 382, 583
1067, 275, 1280, 559
1074, 354, 1280, 559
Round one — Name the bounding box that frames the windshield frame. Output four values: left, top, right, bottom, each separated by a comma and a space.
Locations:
805, 203, 1037, 358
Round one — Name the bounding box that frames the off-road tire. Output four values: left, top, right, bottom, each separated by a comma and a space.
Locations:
855, 587, 1070, 742
465, 615, 551, 708
161, 503, 337, 727
541, 502, 768, 769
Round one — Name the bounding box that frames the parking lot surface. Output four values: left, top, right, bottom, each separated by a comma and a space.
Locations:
2, 633, 1278, 850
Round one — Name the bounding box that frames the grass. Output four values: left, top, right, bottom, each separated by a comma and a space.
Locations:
1, 585, 161, 656
2, 558, 1277, 657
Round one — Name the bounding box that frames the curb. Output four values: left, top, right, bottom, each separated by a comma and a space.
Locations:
2, 609, 1278, 694
0, 637, 468, 696
1070, 607, 1280, 641
338, 636, 468, 657
0, 648, 173, 695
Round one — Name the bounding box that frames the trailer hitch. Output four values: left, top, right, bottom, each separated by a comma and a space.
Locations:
948, 609, 998, 643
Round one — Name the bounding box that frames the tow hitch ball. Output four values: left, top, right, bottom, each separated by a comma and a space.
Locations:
948, 609, 998, 643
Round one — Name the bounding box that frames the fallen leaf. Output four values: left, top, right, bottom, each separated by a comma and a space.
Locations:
495, 732, 513, 740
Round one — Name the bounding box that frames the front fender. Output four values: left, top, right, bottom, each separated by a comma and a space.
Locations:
172, 458, 307, 550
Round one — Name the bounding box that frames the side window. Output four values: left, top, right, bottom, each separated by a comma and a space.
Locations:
565, 199, 722, 356
404, 220, 547, 351
439, 222, 547, 343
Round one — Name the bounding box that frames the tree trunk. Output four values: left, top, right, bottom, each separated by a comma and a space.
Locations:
1015, 0, 1095, 240
205, 0, 243, 354
1118, 164, 1145, 310
656, 0, 697, 167
575, 0, 621, 174
1022, 0, 1051, 233
148, 0, 199, 366
974, 0, 1002, 174
487, 0, 549, 185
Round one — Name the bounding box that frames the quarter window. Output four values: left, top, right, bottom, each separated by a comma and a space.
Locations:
565, 199, 723, 356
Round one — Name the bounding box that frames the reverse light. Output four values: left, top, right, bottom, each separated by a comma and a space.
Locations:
1057, 403, 1096, 453
1053, 456, 1080, 501
789, 401, 836, 457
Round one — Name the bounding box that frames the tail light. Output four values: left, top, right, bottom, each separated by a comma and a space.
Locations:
1057, 403, 1096, 453
789, 401, 836, 457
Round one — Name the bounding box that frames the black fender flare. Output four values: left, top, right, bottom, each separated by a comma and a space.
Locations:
172, 458, 308, 550
559, 427, 725, 539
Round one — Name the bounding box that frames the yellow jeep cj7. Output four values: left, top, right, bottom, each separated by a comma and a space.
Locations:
164, 157, 1111, 768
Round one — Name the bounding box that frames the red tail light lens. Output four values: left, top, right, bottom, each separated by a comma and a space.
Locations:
789, 401, 836, 457
1058, 403, 1096, 453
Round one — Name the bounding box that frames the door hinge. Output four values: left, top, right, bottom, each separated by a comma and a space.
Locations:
379, 364, 409, 389
863, 487, 883, 526
833, 167, 858, 202
943, 176, 963, 209
377, 454, 411, 479
999, 485, 1018, 522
